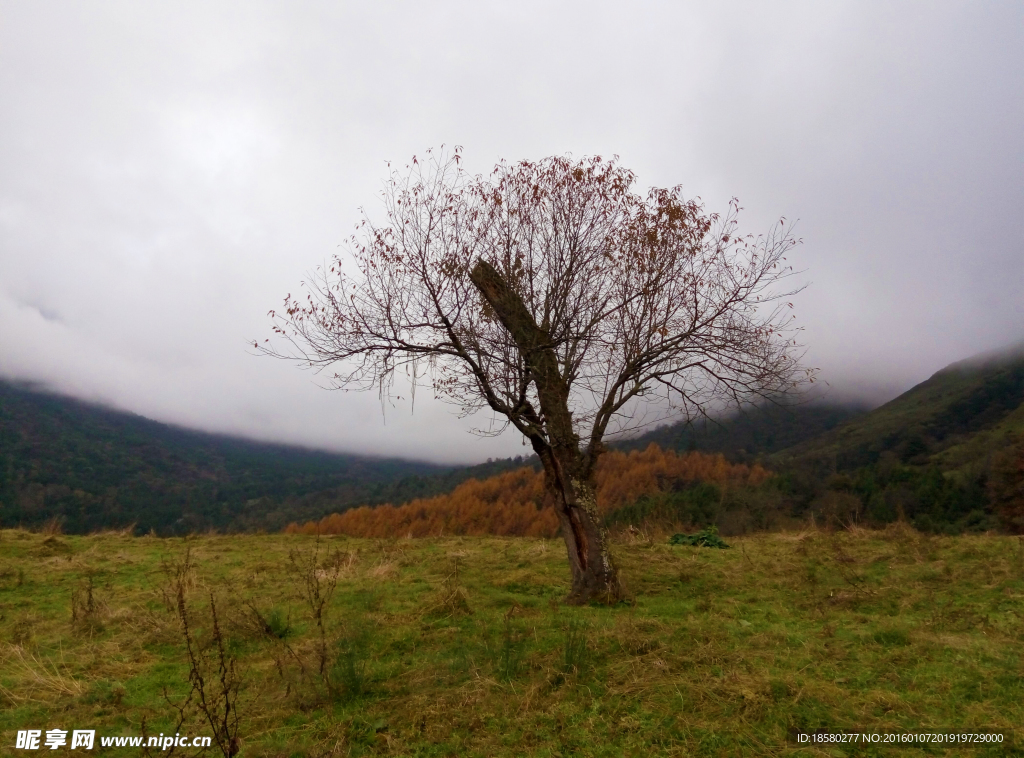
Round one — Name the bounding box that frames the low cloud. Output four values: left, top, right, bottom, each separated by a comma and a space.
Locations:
1, 1, 1021, 462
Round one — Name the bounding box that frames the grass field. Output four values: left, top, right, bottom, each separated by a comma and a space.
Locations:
2, 526, 1023, 756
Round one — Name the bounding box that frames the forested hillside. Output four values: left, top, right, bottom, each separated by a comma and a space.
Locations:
0, 380, 522, 533
619, 401, 867, 460
288, 445, 772, 537
290, 347, 1024, 537
773, 347, 1024, 532
4, 346, 1022, 537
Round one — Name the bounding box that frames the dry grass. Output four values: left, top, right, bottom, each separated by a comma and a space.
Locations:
0, 643, 84, 703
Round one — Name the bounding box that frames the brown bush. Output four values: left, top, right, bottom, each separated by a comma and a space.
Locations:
285, 444, 770, 538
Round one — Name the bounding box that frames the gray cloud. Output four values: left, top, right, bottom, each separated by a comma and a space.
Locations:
1, 1, 1021, 463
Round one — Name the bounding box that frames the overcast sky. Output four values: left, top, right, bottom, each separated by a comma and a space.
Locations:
1, 1, 1022, 464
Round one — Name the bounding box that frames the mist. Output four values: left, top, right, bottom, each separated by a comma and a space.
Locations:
1, 1, 1021, 463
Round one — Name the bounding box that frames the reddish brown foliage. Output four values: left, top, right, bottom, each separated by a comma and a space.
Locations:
285, 444, 770, 538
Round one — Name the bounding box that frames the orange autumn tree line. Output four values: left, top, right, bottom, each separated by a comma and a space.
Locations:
285, 444, 770, 538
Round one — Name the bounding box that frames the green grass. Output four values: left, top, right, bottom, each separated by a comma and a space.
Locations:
2, 526, 1023, 756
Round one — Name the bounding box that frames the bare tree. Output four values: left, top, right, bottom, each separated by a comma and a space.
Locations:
261, 148, 809, 603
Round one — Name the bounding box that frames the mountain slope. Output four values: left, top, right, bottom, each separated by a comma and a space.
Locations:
770, 346, 1024, 532
0, 380, 520, 533
6, 343, 1022, 536
775, 347, 1024, 472
617, 401, 868, 461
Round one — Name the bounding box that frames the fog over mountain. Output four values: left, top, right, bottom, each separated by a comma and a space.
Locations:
1, 1, 1022, 464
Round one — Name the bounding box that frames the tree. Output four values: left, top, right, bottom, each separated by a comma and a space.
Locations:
262, 148, 808, 603
991, 437, 1024, 533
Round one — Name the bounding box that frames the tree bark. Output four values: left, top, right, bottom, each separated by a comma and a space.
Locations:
469, 260, 624, 604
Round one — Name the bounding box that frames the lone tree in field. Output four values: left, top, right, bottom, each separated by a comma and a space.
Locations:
263, 149, 808, 603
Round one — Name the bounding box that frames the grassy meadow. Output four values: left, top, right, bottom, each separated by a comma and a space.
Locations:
2, 526, 1023, 756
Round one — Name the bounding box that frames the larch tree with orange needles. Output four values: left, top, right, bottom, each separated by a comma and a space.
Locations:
261, 148, 810, 604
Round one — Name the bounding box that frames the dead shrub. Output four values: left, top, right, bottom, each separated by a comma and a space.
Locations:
160, 543, 199, 611
40, 517, 63, 536
71, 575, 107, 634
423, 555, 472, 620
171, 588, 244, 757
289, 537, 341, 684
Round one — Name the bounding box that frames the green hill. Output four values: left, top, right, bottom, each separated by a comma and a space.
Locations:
614, 345, 1024, 534
618, 401, 868, 461
772, 346, 1024, 532
776, 346, 1024, 470
0, 380, 524, 534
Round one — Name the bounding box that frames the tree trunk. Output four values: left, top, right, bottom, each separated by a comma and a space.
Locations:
470, 260, 624, 604
538, 444, 623, 603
